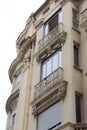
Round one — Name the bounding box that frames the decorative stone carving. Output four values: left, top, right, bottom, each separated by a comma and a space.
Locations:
34, 18, 44, 30
32, 80, 67, 116
36, 24, 67, 62
9, 34, 36, 83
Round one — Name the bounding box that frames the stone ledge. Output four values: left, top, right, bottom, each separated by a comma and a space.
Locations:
5, 89, 19, 113
32, 80, 67, 116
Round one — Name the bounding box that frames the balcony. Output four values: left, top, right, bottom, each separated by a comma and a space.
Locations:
32, 67, 67, 116
80, 9, 87, 30
56, 122, 87, 130
34, 67, 63, 98
36, 23, 67, 62
74, 123, 87, 130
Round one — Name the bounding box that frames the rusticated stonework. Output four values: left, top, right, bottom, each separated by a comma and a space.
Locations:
32, 80, 67, 116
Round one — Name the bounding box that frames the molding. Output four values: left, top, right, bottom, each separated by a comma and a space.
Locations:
36, 30, 67, 62
16, 13, 35, 48
73, 65, 82, 72
84, 73, 87, 76
9, 34, 36, 83
34, 18, 44, 30
6, 89, 19, 113
32, 80, 67, 116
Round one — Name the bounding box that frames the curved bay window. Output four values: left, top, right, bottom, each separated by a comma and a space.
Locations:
41, 48, 62, 80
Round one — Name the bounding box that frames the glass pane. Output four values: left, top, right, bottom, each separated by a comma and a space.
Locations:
15, 71, 21, 84
75, 93, 82, 122
47, 58, 52, 76
74, 46, 79, 67
58, 49, 62, 67
44, 23, 49, 36
58, 10, 62, 23
49, 13, 58, 32
42, 63, 46, 79
73, 9, 78, 21
53, 53, 58, 71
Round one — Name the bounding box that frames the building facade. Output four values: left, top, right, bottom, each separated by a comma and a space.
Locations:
5, 0, 87, 130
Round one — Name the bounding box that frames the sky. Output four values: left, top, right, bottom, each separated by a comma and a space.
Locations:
0, 0, 45, 129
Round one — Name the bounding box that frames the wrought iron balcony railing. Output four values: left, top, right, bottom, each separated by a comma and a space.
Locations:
80, 9, 87, 29
34, 67, 63, 99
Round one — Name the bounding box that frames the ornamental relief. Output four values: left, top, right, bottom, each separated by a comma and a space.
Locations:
32, 81, 67, 116
36, 42, 62, 62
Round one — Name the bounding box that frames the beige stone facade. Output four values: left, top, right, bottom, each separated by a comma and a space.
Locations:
5, 0, 87, 130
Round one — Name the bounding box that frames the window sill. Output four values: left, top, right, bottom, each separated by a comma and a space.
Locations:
72, 27, 80, 33
73, 65, 82, 72
84, 73, 87, 76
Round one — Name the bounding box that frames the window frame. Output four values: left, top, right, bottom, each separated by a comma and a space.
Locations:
37, 100, 61, 130
75, 91, 82, 123
12, 112, 16, 125
72, 8, 79, 30
73, 41, 80, 67
41, 48, 62, 80
44, 9, 62, 36
14, 69, 22, 85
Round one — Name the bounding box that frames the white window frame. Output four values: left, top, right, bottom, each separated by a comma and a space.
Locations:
41, 48, 62, 79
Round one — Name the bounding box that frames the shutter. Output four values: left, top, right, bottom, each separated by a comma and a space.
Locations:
37, 100, 61, 130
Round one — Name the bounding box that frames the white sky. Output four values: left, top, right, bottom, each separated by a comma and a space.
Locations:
0, 0, 45, 129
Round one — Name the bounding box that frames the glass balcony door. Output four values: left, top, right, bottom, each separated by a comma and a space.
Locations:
41, 48, 62, 80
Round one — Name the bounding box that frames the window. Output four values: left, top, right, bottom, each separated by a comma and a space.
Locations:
44, 9, 62, 36
11, 108, 16, 125
75, 92, 82, 123
15, 69, 22, 85
12, 112, 16, 124
37, 100, 61, 130
41, 48, 62, 79
73, 41, 80, 67
72, 8, 79, 29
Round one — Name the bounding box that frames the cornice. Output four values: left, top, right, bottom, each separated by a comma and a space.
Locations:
16, 13, 35, 48
9, 34, 36, 83
5, 89, 19, 113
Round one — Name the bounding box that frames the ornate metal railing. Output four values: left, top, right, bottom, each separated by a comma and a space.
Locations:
38, 23, 65, 50
34, 67, 63, 98
80, 9, 87, 29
